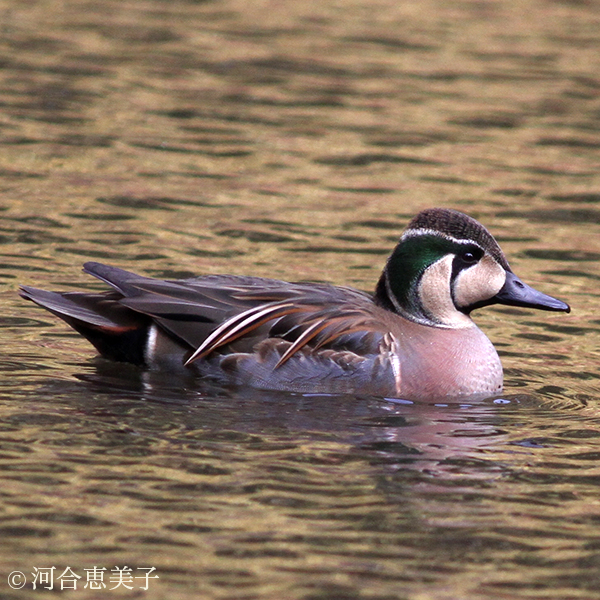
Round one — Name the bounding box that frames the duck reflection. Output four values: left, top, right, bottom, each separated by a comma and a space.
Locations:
69, 360, 514, 482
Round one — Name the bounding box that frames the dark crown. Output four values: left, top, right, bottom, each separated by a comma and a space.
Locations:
406, 208, 510, 270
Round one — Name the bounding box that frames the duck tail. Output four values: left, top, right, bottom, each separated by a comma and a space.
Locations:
20, 286, 150, 365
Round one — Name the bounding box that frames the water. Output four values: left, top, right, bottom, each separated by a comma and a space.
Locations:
1, 0, 599, 598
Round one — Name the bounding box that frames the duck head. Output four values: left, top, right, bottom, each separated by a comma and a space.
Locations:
375, 208, 570, 328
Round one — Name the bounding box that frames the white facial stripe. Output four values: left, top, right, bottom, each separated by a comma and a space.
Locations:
401, 228, 508, 328
402, 228, 489, 259
453, 255, 506, 308
402, 228, 468, 245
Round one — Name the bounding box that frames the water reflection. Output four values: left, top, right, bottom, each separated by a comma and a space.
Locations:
22, 362, 593, 509
2, 364, 600, 598
1, 0, 600, 597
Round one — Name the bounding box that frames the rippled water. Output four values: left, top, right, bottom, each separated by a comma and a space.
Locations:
1, 0, 600, 598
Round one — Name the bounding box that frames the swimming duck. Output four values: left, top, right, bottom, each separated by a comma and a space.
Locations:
20, 208, 569, 400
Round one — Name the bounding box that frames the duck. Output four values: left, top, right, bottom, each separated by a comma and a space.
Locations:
20, 208, 570, 400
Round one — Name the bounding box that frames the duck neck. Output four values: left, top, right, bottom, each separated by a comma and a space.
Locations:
374, 268, 435, 326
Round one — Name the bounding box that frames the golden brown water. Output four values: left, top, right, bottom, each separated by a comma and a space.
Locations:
1, 0, 599, 598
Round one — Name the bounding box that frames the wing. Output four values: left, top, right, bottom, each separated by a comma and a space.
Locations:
214, 332, 402, 396
23, 262, 388, 367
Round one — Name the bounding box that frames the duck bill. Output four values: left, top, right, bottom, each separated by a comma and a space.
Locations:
494, 271, 570, 312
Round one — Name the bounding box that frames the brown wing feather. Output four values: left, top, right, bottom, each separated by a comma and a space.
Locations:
47, 262, 385, 367
185, 302, 308, 364
187, 297, 384, 368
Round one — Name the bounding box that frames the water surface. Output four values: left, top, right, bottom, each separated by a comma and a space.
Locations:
1, 0, 600, 598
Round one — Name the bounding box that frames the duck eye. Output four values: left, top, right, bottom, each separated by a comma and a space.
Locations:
459, 247, 482, 264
